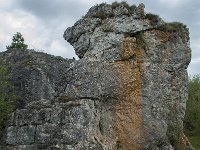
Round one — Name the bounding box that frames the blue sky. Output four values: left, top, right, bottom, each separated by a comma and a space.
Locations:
0, 0, 199, 75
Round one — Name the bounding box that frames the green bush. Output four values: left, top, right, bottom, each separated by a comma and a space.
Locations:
184, 75, 200, 136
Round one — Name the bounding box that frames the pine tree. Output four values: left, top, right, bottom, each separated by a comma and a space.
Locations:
6, 32, 28, 50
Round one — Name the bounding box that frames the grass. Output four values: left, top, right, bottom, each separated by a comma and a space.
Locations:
188, 136, 200, 150
111, 1, 136, 14
91, 2, 137, 19
145, 13, 160, 25
158, 22, 186, 33
92, 11, 108, 19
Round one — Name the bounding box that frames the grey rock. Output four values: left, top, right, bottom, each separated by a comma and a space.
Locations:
113, 5, 129, 16
0, 2, 194, 150
85, 3, 113, 18
64, 3, 157, 59
6, 126, 18, 145
0, 49, 74, 108
17, 125, 35, 145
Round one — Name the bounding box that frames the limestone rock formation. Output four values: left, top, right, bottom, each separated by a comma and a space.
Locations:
0, 2, 194, 150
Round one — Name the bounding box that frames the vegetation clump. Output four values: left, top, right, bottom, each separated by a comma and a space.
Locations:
6, 32, 28, 50
112, 1, 130, 9
188, 136, 200, 149
92, 11, 109, 20
135, 32, 144, 46
145, 13, 186, 33
145, 13, 160, 25
111, 1, 136, 14
0, 60, 17, 136
124, 31, 144, 46
91, 2, 137, 19
184, 75, 200, 149
158, 22, 186, 33
91, 3, 114, 19
184, 75, 200, 136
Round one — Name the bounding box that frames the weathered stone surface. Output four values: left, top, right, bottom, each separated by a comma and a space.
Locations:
0, 2, 194, 150
64, 3, 193, 150
0, 49, 74, 108
2, 99, 101, 149
63, 3, 156, 59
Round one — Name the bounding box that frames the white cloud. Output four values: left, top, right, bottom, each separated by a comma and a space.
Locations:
0, 9, 43, 49
0, 0, 12, 6
159, 0, 185, 7
48, 40, 77, 59
188, 61, 200, 76
0, 7, 76, 58
190, 38, 200, 60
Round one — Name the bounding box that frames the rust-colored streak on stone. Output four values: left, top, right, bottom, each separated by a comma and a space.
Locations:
155, 30, 170, 43
115, 37, 144, 150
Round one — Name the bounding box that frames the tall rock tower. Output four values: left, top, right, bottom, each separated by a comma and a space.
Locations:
0, 2, 193, 150
64, 2, 192, 150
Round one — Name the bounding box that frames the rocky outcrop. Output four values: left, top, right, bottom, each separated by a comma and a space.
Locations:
0, 2, 194, 150
0, 49, 74, 107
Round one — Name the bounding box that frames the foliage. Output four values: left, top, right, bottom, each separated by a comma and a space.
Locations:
6, 32, 28, 50
92, 2, 137, 19
92, 11, 108, 19
124, 31, 144, 46
145, 13, 160, 25
111, 1, 136, 14
91, 3, 113, 19
112, 1, 130, 9
135, 32, 144, 46
0, 60, 16, 135
184, 75, 200, 136
188, 136, 200, 149
158, 22, 185, 33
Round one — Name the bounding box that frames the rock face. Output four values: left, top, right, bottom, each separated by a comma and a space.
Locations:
0, 2, 194, 150
0, 49, 74, 107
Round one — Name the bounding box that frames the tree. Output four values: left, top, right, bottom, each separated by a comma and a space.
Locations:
184, 75, 200, 136
6, 32, 28, 50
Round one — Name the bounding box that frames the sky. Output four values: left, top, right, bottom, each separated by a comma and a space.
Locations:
0, 0, 199, 76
